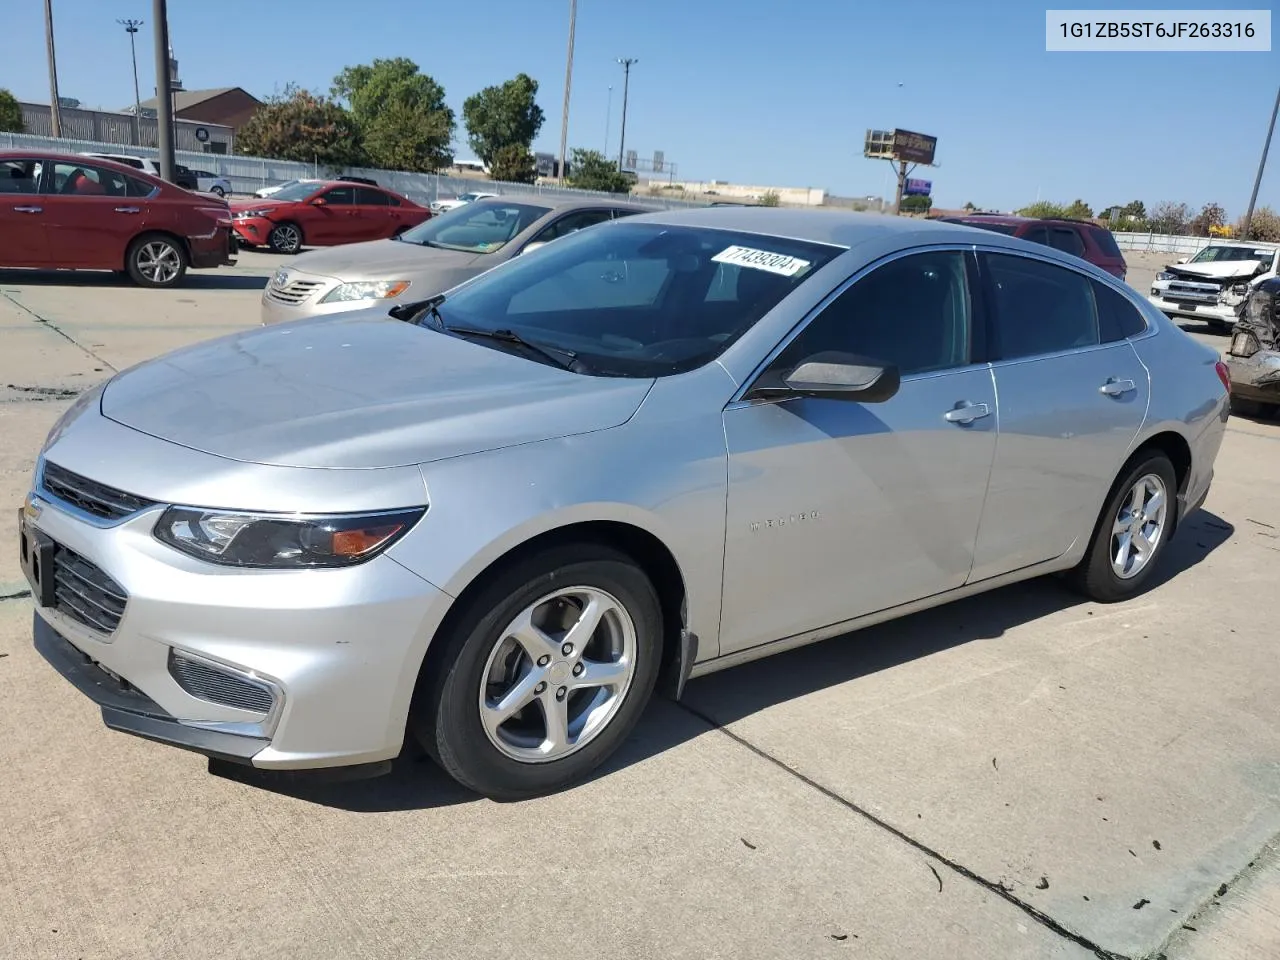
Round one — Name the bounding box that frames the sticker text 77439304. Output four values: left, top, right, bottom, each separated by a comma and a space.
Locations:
711, 246, 812, 278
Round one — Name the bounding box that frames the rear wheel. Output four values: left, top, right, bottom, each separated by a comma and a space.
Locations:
414, 544, 662, 800
126, 233, 187, 288
268, 222, 303, 254
1067, 452, 1177, 602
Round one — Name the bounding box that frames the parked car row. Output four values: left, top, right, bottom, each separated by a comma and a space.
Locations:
20, 204, 1229, 799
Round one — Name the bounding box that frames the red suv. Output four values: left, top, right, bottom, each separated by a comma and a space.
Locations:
230, 181, 432, 254
0, 150, 235, 287
939, 214, 1128, 280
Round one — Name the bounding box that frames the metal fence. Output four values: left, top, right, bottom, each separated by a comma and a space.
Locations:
0, 131, 709, 210
1110, 232, 1217, 255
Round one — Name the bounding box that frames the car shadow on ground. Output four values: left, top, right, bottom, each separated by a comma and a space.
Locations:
0, 269, 269, 291
1177, 319, 1231, 338
233, 509, 1235, 812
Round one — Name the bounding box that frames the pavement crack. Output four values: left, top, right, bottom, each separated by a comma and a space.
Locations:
677, 701, 1131, 960
0, 590, 32, 602
0, 291, 117, 373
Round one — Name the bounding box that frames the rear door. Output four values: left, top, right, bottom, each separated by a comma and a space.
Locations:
0, 158, 49, 266
354, 187, 394, 240
39, 161, 155, 269
968, 251, 1149, 582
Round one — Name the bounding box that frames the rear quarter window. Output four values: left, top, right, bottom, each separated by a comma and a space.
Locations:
1093, 281, 1148, 340
1088, 226, 1124, 259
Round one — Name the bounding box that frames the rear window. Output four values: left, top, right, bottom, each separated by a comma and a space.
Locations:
1088, 225, 1124, 259
951, 219, 1018, 236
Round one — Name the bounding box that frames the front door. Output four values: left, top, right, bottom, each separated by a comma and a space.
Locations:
719, 250, 999, 655
305, 185, 357, 244
0, 158, 49, 266
39, 161, 153, 269
968, 252, 1150, 582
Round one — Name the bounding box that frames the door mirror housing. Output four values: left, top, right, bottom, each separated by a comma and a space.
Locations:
521, 241, 548, 255
311, 196, 327, 206
768, 351, 901, 403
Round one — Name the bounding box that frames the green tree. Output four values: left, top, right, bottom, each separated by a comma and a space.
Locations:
489, 144, 537, 183
758, 190, 781, 207
566, 148, 631, 193
235, 86, 363, 168
1063, 198, 1093, 219
900, 194, 933, 213
333, 58, 454, 172
462, 74, 545, 166
963, 200, 977, 212
1016, 200, 1068, 219
1237, 206, 1280, 242
0, 88, 22, 133
1120, 199, 1146, 219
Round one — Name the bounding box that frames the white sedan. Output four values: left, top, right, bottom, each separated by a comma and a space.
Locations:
429, 191, 498, 215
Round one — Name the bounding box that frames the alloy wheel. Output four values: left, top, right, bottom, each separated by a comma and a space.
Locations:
271, 224, 301, 253
1110, 473, 1168, 579
135, 241, 182, 285
478, 586, 637, 763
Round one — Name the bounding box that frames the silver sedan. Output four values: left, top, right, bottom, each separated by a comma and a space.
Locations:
22, 209, 1229, 799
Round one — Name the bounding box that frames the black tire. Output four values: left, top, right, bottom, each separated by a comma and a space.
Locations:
125, 233, 188, 288
414, 543, 663, 800
210, 185, 226, 197
1067, 451, 1178, 603
267, 221, 303, 254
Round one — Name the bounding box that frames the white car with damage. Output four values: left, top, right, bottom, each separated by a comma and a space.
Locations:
1149, 242, 1280, 330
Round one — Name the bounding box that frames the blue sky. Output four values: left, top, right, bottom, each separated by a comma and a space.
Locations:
4, 0, 1277, 214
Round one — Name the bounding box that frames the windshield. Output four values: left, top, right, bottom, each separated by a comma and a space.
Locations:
1190, 246, 1276, 263
430, 221, 843, 377
399, 200, 550, 253
269, 181, 322, 202
457, 193, 481, 202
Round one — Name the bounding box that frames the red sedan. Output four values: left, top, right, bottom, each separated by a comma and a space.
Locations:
0, 150, 236, 287
230, 181, 432, 254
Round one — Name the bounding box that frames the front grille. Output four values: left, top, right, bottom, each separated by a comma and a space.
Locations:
266, 279, 326, 305
42, 462, 154, 521
52, 546, 128, 634
168, 652, 274, 714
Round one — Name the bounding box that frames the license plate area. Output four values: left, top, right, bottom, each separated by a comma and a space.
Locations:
17, 509, 57, 608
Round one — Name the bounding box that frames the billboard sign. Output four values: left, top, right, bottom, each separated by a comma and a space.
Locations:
534, 152, 557, 178
903, 178, 932, 196
653, 150, 665, 173
623, 149, 638, 172
892, 129, 937, 166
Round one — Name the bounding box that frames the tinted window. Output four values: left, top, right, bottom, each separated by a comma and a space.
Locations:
1089, 225, 1123, 258
1050, 227, 1086, 258
355, 187, 387, 206
531, 209, 613, 244
772, 251, 971, 377
1093, 281, 1147, 341
399, 201, 551, 254
89, 155, 143, 169
0, 159, 41, 194
47, 162, 146, 198
985, 253, 1099, 360
386, 195, 402, 207
321, 186, 356, 205
1021, 225, 1051, 246
431, 222, 842, 377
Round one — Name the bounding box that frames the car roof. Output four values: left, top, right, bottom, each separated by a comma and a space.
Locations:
468, 194, 659, 214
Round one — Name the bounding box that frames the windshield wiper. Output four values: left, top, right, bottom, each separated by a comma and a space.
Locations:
444, 324, 585, 372
389, 293, 446, 325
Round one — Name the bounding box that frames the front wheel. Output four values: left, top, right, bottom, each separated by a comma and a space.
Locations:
126, 233, 187, 288
210, 185, 226, 197
1067, 452, 1178, 602
414, 544, 663, 800
267, 221, 303, 254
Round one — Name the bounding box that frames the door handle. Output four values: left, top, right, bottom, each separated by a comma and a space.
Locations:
113, 206, 141, 214
1099, 378, 1136, 397
944, 402, 991, 425
13, 205, 42, 214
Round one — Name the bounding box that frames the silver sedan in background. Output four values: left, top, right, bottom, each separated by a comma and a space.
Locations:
260, 196, 655, 325
22, 209, 1228, 799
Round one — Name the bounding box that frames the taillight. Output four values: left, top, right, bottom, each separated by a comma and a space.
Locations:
1215, 361, 1230, 392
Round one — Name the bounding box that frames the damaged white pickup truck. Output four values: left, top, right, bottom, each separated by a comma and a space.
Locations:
1148, 242, 1280, 331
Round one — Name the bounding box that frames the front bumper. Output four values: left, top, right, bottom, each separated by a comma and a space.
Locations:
1148, 292, 1238, 326
232, 217, 274, 247
1226, 349, 1280, 404
24, 485, 452, 771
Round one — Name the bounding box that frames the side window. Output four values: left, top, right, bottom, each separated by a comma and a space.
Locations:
385, 195, 402, 207
611, 207, 642, 220
1050, 228, 1086, 258
531, 210, 613, 245
321, 186, 355, 205
772, 251, 972, 377
1093, 280, 1148, 341
124, 175, 155, 198
984, 253, 1099, 360
508, 257, 671, 315
47, 163, 132, 197
1021, 225, 1051, 246
0, 159, 41, 194
355, 187, 388, 206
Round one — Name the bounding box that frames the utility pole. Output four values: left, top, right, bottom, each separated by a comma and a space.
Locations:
152, 0, 175, 182
1241, 83, 1280, 241
616, 58, 637, 173
118, 19, 144, 146
44, 0, 62, 138
557, 0, 576, 184
604, 85, 613, 155
892, 159, 907, 215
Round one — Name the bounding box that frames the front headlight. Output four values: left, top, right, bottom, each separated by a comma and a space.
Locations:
320, 280, 412, 303
233, 209, 271, 220
1156, 271, 1175, 281
154, 507, 425, 568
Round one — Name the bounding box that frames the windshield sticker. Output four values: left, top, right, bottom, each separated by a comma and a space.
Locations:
712, 245, 812, 277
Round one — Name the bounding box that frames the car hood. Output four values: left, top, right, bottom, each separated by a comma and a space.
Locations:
100, 314, 653, 469
1167, 261, 1266, 281
287, 239, 484, 281
231, 198, 290, 214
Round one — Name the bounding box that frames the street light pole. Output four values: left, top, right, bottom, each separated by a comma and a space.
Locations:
151, 0, 175, 182
556, 0, 576, 183
604, 85, 612, 155
44, 0, 62, 138
1241, 83, 1280, 241
616, 58, 637, 173
118, 19, 144, 147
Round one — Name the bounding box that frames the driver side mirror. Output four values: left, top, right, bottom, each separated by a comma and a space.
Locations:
311, 197, 327, 206
521, 241, 548, 255
754, 351, 900, 403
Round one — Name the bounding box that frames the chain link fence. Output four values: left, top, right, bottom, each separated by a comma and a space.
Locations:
0, 132, 709, 210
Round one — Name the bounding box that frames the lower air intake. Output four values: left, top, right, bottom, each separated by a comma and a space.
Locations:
168, 650, 275, 715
